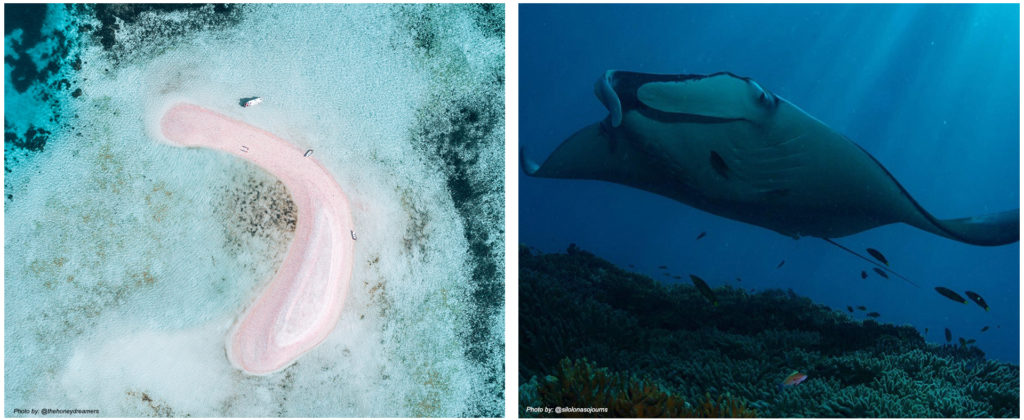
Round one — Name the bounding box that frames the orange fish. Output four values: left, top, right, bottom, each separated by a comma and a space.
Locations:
778, 371, 807, 391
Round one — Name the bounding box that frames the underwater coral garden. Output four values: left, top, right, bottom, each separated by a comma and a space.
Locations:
519, 245, 1019, 417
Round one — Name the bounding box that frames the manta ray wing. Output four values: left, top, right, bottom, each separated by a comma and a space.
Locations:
522, 70, 1019, 246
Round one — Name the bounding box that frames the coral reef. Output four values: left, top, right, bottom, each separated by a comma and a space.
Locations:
521, 358, 757, 418
519, 245, 1019, 417
403, 4, 506, 415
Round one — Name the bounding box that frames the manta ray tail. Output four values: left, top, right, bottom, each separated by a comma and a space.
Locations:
822, 238, 919, 288
921, 209, 1020, 246
844, 140, 1018, 247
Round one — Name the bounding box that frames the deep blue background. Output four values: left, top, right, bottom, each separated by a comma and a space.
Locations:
520, 4, 1019, 363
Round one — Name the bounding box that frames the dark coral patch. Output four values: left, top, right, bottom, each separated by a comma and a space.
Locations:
4, 4, 47, 41
5, 125, 50, 153
472, 4, 504, 38
5, 4, 49, 93
217, 171, 297, 260
87, 4, 241, 61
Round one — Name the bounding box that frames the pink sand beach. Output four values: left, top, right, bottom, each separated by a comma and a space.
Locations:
160, 103, 355, 375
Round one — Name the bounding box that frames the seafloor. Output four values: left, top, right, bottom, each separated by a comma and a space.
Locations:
519, 245, 1019, 418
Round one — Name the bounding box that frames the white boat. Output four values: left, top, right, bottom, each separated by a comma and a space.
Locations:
243, 97, 263, 107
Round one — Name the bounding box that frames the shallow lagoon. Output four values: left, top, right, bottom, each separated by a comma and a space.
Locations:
5, 4, 504, 416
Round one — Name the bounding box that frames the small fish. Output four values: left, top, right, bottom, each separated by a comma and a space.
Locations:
736, 277, 742, 282
872, 268, 888, 279
663, 273, 670, 277
778, 371, 807, 391
856, 306, 866, 311
980, 326, 989, 332
924, 328, 929, 335
628, 264, 635, 268
966, 339, 976, 345
866, 248, 888, 266
934, 287, 967, 304
866, 312, 880, 318
964, 291, 989, 311
847, 306, 853, 313
860, 271, 867, 279
658, 265, 668, 270
776, 260, 785, 269
689, 274, 718, 306
944, 328, 952, 343
958, 337, 966, 346
696, 231, 706, 240
672, 275, 682, 280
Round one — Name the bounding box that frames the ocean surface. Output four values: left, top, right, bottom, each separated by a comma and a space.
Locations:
5, 4, 503, 416
520, 4, 1019, 363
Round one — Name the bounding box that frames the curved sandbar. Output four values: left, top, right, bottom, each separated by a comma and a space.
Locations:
160, 103, 355, 375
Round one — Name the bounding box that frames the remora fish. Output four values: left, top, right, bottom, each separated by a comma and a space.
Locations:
964, 291, 989, 311
866, 248, 889, 265
934, 287, 967, 304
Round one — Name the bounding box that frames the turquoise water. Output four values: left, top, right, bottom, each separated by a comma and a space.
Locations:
5, 4, 503, 416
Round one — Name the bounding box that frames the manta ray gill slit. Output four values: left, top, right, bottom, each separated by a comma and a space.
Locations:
822, 238, 918, 288
709, 150, 729, 179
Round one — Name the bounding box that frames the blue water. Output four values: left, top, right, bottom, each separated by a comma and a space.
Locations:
520, 4, 1019, 363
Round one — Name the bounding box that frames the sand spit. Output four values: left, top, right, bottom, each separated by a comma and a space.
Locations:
160, 103, 355, 375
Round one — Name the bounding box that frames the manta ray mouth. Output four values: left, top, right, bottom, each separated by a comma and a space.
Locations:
638, 108, 748, 124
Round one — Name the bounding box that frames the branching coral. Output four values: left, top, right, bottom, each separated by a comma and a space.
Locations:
684, 392, 759, 418
519, 245, 1020, 418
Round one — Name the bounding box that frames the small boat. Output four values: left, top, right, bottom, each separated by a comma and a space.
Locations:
243, 97, 263, 107
304, 149, 313, 157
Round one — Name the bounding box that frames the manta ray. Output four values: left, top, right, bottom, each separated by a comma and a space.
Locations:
522, 71, 1019, 252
